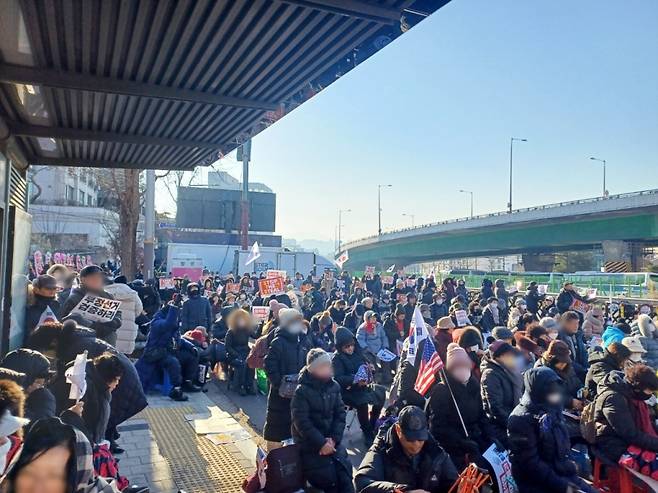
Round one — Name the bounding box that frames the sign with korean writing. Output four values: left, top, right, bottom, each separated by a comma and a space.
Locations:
258, 277, 286, 296
570, 299, 589, 314
70, 295, 121, 323
483, 444, 518, 493
381, 275, 394, 286
324, 270, 334, 281
225, 283, 241, 294
159, 278, 176, 290
455, 309, 471, 327
336, 280, 345, 290
537, 284, 548, 295
266, 269, 286, 280
376, 348, 397, 362
251, 306, 271, 321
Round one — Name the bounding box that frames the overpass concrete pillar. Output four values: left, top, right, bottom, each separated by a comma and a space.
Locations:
602, 240, 632, 271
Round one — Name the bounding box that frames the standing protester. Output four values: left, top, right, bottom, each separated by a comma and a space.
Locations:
104, 275, 143, 355
291, 348, 353, 493
354, 405, 458, 493
60, 265, 122, 346
556, 282, 587, 315
25, 274, 61, 338
224, 309, 256, 395
181, 283, 213, 331
263, 308, 312, 451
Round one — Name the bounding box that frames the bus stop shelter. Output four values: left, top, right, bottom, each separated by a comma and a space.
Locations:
0, 0, 450, 350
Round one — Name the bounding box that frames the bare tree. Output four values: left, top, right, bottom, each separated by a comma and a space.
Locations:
109, 168, 141, 281
27, 165, 54, 203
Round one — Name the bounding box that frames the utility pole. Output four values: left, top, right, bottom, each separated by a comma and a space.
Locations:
378, 184, 392, 235
459, 189, 474, 218
509, 137, 527, 213
143, 168, 155, 280
238, 140, 251, 251
338, 208, 351, 252
589, 157, 607, 197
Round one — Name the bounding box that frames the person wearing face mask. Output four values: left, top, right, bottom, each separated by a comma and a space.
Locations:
593, 364, 658, 465
507, 298, 528, 331
582, 306, 605, 340
631, 313, 658, 369
621, 336, 648, 366
382, 305, 405, 358
26, 274, 62, 338
480, 340, 523, 449
356, 311, 390, 384
430, 292, 449, 321
557, 311, 588, 379
524, 281, 544, 315
428, 343, 489, 470
508, 367, 597, 493
263, 308, 312, 451
291, 348, 353, 493
344, 303, 366, 335
539, 316, 560, 340
225, 309, 256, 396
534, 341, 584, 415
481, 297, 501, 335
584, 342, 631, 399
455, 327, 484, 380
180, 282, 213, 331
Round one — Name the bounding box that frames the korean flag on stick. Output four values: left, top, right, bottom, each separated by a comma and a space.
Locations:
66, 351, 88, 402
335, 251, 349, 269
245, 241, 261, 266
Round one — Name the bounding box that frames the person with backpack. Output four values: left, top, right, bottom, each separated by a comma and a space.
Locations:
291, 348, 353, 493
508, 367, 597, 493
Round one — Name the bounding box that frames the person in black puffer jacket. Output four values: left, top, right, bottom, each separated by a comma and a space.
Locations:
25, 274, 61, 339
508, 367, 597, 493
263, 308, 312, 450
333, 327, 384, 444
584, 342, 631, 399
291, 349, 353, 493
224, 308, 255, 395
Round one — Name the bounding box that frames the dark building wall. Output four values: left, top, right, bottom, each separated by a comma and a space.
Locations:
176, 186, 276, 232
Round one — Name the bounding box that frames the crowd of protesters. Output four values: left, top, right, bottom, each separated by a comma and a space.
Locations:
7, 260, 658, 492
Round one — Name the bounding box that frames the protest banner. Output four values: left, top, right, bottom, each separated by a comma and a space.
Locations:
159, 278, 176, 290
252, 306, 271, 321
324, 270, 334, 281
70, 294, 121, 323
258, 277, 286, 296
266, 269, 287, 280
570, 299, 589, 314
381, 275, 394, 286
454, 309, 471, 327
537, 284, 548, 295
225, 283, 241, 294
483, 444, 518, 493
365, 265, 375, 275
586, 288, 598, 299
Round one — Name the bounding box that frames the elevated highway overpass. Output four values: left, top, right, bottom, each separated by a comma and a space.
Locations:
342, 189, 658, 270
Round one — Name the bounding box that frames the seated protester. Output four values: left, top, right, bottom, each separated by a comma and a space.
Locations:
332, 328, 384, 445
25, 274, 61, 338
382, 305, 405, 357
60, 265, 122, 347
428, 343, 489, 470
539, 316, 560, 341
526, 324, 551, 352
557, 311, 588, 379
507, 298, 528, 330
514, 331, 542, 373
491, 326, 514, 345
602, 321, 631, 349
3, 417, 115, 493
480, 340, 523, 449
329, 299, 347, 326
584, 342, 631, 399
183, 326, 226, 373
344, 303, 366, 335
354, 405, 458, 493
508, 367, 597, 493
1, 349, 55, 423
434, 316, 456, 363
356, 311, 390, 384
594, 364, 658, 464
135, 301, 201, 402
224, 309, 256, 396
291, 349, 353, 493
0, 379, 29, 475
59, 352, 123, 446
480, 297, 501, 336
308, 311, 335, 352
534, 340, 584, 416
263, 308, 312, 451
631, 314, 658, 369
622, 336, 648, 365
454, 326, 483, 380
582, 306, 605, 340
211, 305, 235, 341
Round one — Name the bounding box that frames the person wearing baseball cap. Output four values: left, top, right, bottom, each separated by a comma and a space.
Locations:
26, 274, 62, 336
354, 405, 457, 492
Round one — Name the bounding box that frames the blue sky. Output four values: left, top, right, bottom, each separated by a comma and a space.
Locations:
158, 0, 658, 245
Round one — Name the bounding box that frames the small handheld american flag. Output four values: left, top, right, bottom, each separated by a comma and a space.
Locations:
414, 336, 444, 396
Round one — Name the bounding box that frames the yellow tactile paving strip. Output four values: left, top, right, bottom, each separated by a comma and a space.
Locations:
139, 406, 248, 493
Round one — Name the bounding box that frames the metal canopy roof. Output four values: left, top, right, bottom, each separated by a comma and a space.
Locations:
0, 0, 451, 170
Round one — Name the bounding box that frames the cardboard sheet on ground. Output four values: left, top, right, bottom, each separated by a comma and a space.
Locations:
191, 415, 243, 435
205, 429, 252, 445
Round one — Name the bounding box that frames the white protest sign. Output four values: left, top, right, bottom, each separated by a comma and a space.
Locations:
159, 278, 176, 290
266, 269, 287, 280
483, 443, 518, 493
454, 309, 471, 327
251, 306, 271, 321
70, 294, 121, 323
376, 348, 397, 362
537, 284, 548, 295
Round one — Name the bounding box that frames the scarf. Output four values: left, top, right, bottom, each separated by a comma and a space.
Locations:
366, 321, 376, 335
396, 319, 404, 336
629, 399, 658, 437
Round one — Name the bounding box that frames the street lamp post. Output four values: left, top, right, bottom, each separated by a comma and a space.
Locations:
589, 157, 607, 197
459, 189, 474, 218
509, 137, 527, 213
378, 184, 392, 235
402, 213, 415, 227
337, 208, 351, 252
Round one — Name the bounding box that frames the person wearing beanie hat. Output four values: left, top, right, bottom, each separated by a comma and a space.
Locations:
26, 274, 62, 337
333, 326, 385, 445
631, 314, 658, 370
290, 345, 355, 492
454, 327, 483, 380
263, 306, 312, 450
480, 339, 523, 448
492, 326, 513, 344
60, 265, 122, 347
356, 310, 391, 384
535, 340, 584, 414
527, 324, 550, 351
308, 311, 335, 352
382, 307, 405, 361
428, 343, 489, 470
584, 342, 632, 399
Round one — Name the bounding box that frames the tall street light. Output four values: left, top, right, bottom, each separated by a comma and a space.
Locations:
402, 213, 415, 227
509, 137, 527, 213
589, 157, 607, 197
459, 189, 474, 218
378, 184, 392, 235
337, 208, 351, 252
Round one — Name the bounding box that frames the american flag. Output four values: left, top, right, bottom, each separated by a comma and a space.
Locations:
414, 336, 444, 396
